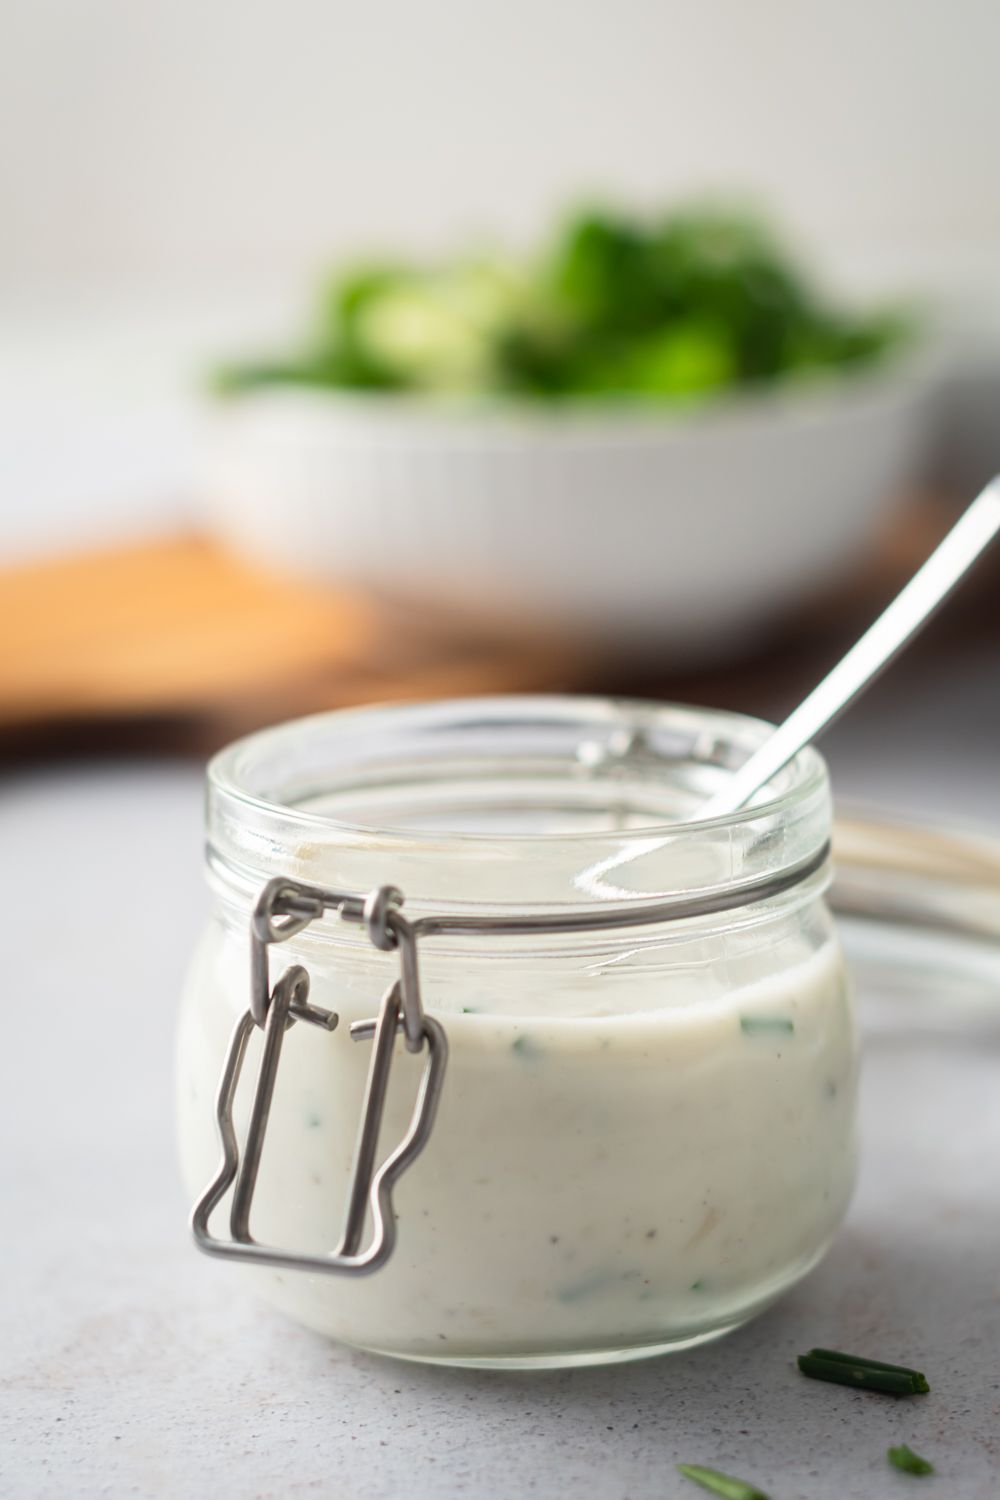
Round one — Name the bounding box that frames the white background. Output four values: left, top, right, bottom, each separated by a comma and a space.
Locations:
3, 0, 1000, 301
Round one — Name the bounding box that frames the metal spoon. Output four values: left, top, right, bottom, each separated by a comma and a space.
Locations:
699, 476, 1000, 819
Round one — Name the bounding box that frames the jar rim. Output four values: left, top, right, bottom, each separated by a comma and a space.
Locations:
206, 696, 831, 914
209, 694, 825, 841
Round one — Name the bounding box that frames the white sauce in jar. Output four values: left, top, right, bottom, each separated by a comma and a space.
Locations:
179, 919, 856, 1364
180, 697, 858, 1366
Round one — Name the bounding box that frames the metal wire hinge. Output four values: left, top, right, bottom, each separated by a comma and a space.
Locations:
190, 878, 448, 1277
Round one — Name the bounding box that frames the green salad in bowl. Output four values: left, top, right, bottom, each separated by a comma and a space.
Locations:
202, 203, 926, 654
215, 205, 909, 403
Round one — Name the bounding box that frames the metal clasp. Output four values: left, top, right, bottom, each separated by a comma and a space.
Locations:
191, 879, 448, 1277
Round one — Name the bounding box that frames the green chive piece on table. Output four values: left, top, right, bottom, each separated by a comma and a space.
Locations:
797, 1348, 930, 1395
809, 1348, 930, 1383
676, 1462, 771, 1500
888, 1444, 934, 1476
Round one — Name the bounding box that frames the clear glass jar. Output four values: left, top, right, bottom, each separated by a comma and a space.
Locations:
178, 696, 858, 1368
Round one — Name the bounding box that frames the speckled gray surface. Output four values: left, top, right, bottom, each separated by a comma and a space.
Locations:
2, 647, 999, 1499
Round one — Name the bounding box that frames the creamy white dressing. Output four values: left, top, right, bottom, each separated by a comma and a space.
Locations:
178, 921, 857, 1365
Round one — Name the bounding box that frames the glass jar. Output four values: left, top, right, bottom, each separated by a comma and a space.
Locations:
178, 695, 858, 1368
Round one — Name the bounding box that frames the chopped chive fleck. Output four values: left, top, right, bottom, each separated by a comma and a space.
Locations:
677, 1462, 771, 1500
511, 1034, 542, 1060
797, 1348, 929, 1395
690, 1279, 706, 1292
888, 1444, 934, 1476
461, 1006, 479, 1014
558, 1267, 639, 1304
740, 1016, 794, 1036
558, 1271, 612, 1304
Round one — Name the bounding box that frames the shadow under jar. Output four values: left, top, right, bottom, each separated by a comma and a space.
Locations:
179, 696, 858, 1368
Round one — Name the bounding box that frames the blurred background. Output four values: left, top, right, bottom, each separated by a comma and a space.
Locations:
1, 0, 999, 780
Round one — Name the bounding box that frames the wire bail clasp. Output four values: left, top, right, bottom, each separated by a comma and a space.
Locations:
191, 878, 448, 1277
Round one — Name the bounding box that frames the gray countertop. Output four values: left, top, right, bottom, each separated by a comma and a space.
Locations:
2, 641, 998, 1500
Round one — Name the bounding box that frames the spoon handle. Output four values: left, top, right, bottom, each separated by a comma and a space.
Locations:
700, 477, 1000, 819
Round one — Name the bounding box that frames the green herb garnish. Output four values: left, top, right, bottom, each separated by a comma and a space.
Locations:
557, 1267, 641, 1304
888, 1444, 934, 1476
511, 1034, 542, 1060
677, 1463, 770, 1500
798, 1348, 930, 1395
740, 1016, 795, 1036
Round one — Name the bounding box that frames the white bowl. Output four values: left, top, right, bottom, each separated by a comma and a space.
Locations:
199, 362, 933, 659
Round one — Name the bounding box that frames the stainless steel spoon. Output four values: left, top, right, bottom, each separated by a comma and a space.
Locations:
699, 476, 1000, 819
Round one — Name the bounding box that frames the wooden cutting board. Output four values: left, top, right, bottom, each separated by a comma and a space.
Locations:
0, 535, 583, 752
1, 495, 991, 759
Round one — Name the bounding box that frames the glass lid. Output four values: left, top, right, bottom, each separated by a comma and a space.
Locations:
832, 807, 1000, 1023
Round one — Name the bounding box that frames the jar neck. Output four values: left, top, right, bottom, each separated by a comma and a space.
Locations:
206, 696, 833, 922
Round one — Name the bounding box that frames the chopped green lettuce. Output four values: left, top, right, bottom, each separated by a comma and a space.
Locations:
214, 205, 911, 401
